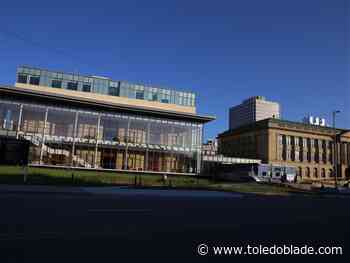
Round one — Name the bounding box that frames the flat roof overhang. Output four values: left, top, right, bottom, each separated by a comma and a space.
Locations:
0, 85, 215, 124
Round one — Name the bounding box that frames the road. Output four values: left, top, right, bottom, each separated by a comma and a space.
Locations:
0, 188, 349, 262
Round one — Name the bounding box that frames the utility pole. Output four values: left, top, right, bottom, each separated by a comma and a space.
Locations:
332, 110, 340, 189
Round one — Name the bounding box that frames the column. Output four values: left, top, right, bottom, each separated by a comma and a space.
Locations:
16, 104, 23, 139
145, 121, 150, 171
124, 117, 131, 170
196, 124, 203, 174
71, 111, 79, 167
94, 114, 101, 168
39, 107, 49, 165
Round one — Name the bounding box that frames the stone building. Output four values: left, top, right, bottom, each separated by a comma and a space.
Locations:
218, 118, 350, 181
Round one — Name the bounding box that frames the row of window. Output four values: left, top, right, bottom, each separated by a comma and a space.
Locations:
279, 147, 333, 164
278, 135, 333, 149
298, 167, 334, 179
16, 67, 196, 107
17, 73, 193, 105
278, 134, 350, 165
18, 74, 92, 92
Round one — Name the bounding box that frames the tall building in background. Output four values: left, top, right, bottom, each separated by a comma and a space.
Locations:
0, 66, 215, 175
229, 96, 280, 129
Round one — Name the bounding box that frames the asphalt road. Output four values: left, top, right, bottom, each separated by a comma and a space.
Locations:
0, 189, 349, 262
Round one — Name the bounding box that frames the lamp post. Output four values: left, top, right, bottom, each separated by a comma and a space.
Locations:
332, 110, 340, 189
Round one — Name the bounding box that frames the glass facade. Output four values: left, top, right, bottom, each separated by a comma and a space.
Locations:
0, 99, 202, 174
17, 66, 196, 107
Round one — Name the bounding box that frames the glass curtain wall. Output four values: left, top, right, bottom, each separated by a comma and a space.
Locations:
73, 113, 99, 168
20, 104, 47, 164
0, 102, 21, 132
98, 114, 129, 169
0, 99, 202, 174
44, 108, 75, 166
17, 66, 196, 107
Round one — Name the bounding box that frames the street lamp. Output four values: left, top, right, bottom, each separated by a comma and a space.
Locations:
332, 110, 340, 189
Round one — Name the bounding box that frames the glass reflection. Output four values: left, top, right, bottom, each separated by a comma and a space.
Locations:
0, 100, 203, 174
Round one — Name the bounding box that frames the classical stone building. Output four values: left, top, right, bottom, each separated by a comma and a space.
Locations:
218, 118, 350, 181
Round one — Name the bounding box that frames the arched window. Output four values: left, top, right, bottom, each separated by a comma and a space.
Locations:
321, 168, 326, 178
298, 167, 303, 178
313, 168, 318, 178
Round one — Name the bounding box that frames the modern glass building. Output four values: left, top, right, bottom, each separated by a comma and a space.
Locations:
0, 66, 214, 175
16, 66, 196, 107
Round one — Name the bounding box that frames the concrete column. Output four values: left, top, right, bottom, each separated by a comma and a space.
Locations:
39, 107, 49, 165
342, 142, 347, 165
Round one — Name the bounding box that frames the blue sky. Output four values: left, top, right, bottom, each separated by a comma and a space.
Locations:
0, 0, 348, 140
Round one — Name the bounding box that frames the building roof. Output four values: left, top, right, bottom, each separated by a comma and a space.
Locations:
219, 117, 349, 137
0, 85, 215, 124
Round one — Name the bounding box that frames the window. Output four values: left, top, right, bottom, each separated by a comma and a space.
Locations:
29, 76, 40, 85
17, 74, 27, 84
136, 91, 144, 100
152, 93, 158, 101
161, 99, 169, 103
51, 80, 62, 89
108, 86, 119, 96
67, 82, 78, 91
83, 84, 91, 92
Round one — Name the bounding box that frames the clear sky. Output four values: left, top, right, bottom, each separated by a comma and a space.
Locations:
0, 0, 348, 140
